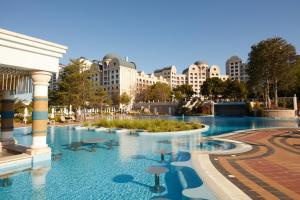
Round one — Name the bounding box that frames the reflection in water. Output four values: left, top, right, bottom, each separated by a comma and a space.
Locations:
32, 166, 50, 200
0, 177, 12, 187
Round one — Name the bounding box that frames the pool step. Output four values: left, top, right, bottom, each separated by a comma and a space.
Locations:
0, 153, 31, 165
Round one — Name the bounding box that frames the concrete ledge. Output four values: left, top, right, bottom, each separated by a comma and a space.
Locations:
262, 109, 297, 118
139, 125, 209, 137
73, 126, 88, 130
115, 129, 130, 134
0, 154, 32, 176
95, 127, 108, 132
191, 153, 251, 200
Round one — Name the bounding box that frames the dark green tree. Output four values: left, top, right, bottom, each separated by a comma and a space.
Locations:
148, 82, 172, 102
201, 78, 224, 99
173, 84, 195, 101
54, 58, 107, 114
224, 79, 248, 101
247, 37, 297, 107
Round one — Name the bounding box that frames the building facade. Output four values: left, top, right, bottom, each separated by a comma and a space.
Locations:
136, 71, 168, 92
151, 61, 228, 95
226, 56, 249, 82
101, 54, 137, 99
55, 53, 229, 102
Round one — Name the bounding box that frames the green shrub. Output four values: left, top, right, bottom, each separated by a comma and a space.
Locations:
93, 119, 203, 133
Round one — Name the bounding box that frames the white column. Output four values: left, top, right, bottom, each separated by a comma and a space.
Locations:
31, 71, 52, 149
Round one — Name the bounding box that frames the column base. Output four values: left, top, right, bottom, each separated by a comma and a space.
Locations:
26, 147, 52, 165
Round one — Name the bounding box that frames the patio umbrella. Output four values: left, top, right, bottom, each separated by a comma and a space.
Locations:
64, 107, 68, 116
51, 108, 55, 119
23, 107, 28, 123
69, 105, 73, 115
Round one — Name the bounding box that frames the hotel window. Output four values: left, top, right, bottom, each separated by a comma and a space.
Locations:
116, 80, 119, 84
116, 75, 119, 78
190, 73, 193, 76
116, 70, 118, 73
112, 70, 114, 74
111, 75, 114, 79
111, 81, 114, 84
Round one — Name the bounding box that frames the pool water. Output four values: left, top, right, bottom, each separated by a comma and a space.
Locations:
0, 116, 299, 200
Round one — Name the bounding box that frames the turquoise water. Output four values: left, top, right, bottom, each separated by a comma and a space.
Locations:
0, 116, 299, 200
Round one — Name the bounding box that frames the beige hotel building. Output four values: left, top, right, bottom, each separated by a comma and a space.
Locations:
55, 54, 229, 102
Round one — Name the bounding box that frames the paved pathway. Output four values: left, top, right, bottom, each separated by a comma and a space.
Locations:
211, 129, 300, 200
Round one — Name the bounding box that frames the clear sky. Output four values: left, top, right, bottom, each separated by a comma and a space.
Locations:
1, 0, 299, 74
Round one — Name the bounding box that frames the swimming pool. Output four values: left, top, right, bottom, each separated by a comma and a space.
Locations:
0, 116, 299, 200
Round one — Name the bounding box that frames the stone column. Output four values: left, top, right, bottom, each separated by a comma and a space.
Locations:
0, 91, 15, 145
28, 71, 51, 157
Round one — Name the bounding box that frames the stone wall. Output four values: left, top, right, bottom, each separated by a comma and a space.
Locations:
132, 102, 178, 115
262, 109, 297, 118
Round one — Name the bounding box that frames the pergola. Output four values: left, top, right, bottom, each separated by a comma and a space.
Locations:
0, 28, 67, 165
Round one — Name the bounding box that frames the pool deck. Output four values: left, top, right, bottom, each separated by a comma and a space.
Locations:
211, 128, 300, 200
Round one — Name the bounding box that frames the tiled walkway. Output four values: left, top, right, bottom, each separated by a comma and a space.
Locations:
211, 129, 300, 200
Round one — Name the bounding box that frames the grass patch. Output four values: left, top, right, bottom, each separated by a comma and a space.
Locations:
92, 119, 204, 133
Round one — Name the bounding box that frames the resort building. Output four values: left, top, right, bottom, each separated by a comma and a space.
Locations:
55, 54, 229, 101
153, 65, 184, 88
152, 61, 228, 95
101, 54, 137, 101
207, 65, 229, 81
182, 61, 209, 94
226, 55, 249, 82
136, 71, 168, 92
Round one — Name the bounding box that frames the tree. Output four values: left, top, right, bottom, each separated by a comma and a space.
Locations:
135, 87, 151, 102
119, 92, 131, 105
224, 79, 248, 101
201, 78, 224, 99
247, 37, 297, 108
173, 84, 195, 101
148, 82, 172, 102
54, 58, 107, 117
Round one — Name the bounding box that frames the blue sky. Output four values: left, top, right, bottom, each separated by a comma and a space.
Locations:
1, 0, 299, 74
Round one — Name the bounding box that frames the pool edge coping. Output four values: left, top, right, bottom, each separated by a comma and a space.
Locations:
138, 125, 209, 136
191, 152, 252, 200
